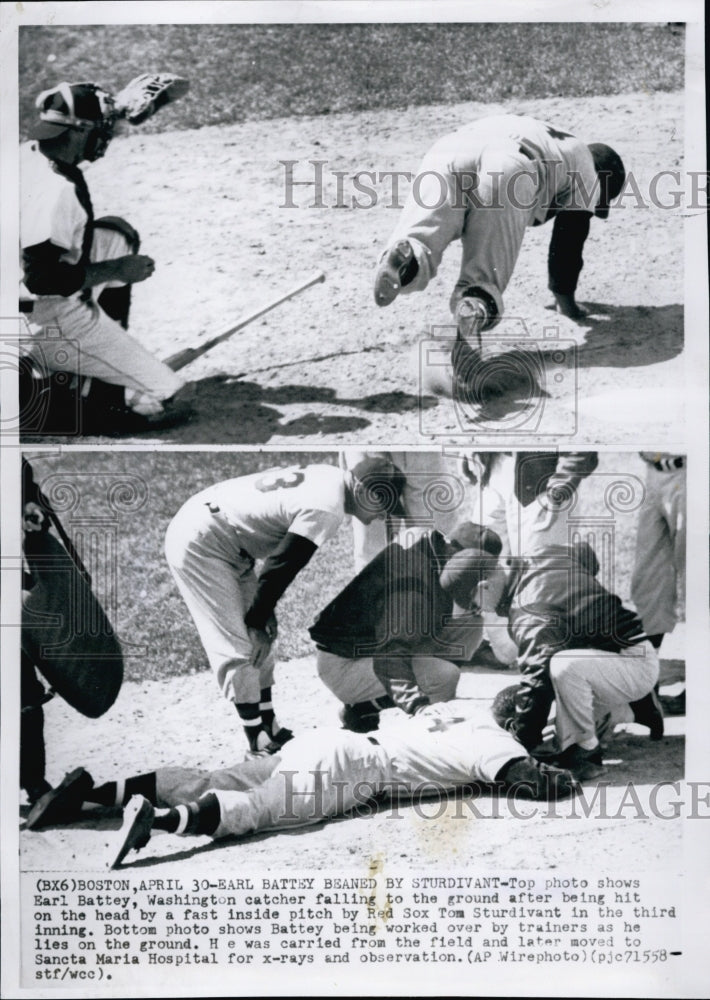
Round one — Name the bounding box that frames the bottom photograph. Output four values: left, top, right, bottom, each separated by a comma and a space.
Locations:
18, 448, 686, 876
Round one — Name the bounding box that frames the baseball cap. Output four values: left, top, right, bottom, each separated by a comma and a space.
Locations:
28, 82, 114, 141
349, 455, 406, 517
588, 143, 626, 218
439, 529, 503, 609
447, 521, 502, 555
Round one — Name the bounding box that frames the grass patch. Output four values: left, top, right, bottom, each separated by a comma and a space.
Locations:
26, 451, 645, 685
19, 23, 683, 137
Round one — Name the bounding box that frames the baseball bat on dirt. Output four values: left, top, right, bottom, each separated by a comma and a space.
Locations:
164, 270, 326, 372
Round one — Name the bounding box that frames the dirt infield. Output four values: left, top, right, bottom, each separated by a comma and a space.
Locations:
31, 90, 683, 446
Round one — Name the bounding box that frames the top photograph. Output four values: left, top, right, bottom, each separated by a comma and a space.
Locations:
16, 21, 691, 446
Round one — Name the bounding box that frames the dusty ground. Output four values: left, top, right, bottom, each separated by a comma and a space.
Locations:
25, 91, 684, 446
20, 628, 685, 875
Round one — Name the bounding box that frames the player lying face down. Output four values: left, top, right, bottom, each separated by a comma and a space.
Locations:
311, 523, 504, 728
24, 699, 578, 868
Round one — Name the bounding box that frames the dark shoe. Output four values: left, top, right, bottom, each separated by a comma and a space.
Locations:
629, 689, 664, 740
660, 689, 685, 716
108, 795, 154, 868
126, 394, 195, 433
499, 757, 578, 800
455, 295, 488, 346
246, 727, 286, 758
374, 240, 418, 306
26, 768, 94, 830
556, 744, 604, 781
270, 726, 294, 748
24, 779, 52, 809
339, 702, 381, 733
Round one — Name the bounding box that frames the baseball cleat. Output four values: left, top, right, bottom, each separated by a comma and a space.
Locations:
555, 744, 604, 781
246, 727, 286, 758
107, 795, 154, 869
499, 757, 579, 800
454, 295, 488, 348
26, 767, 94, 830
270, 726, 294, 747
374, 240, 418, 306
629, 688, 664, 740
659, 688, 685, 716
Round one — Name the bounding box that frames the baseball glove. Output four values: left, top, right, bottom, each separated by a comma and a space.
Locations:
114, 73, 190, 124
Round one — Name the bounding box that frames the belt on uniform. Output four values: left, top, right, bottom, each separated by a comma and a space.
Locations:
652, 457, 684, 472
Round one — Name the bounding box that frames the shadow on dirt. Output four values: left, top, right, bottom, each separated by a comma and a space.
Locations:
545, 301, 683, 369
453, 302, 683, 425
21, 375, 437, 444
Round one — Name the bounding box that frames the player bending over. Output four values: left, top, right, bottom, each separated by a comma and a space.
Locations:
165, 458, 405, 756
374, 114, 625, 402
484, 541, 664, 780
311, 522, 502, 731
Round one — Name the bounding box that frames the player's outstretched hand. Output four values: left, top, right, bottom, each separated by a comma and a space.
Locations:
553, 293, 587, 321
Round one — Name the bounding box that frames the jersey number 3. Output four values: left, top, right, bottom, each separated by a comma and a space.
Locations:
255, 469, 305, 493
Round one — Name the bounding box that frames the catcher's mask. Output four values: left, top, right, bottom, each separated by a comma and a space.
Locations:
29, 82, 118, 161
588, 143, 626, 218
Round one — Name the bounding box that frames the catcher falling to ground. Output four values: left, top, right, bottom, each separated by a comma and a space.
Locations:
373, 114, 626, 405
20, 75, 193, 435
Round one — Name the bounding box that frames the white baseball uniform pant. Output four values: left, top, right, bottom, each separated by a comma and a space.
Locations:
550, 641, 660, 751
631, 464, 686, 636
165, 497, 275, 704
471, 453, 581, 666
154, 724, 528, 839
471, 453, 576, 558
384, 135, 539, 317
316, 650, 461, 706
27, 225, 183, 413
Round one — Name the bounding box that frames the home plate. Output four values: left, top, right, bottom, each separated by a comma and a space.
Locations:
577, 387, 683, 425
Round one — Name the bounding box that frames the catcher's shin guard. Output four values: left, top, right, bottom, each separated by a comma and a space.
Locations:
97, 286, 132, 329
